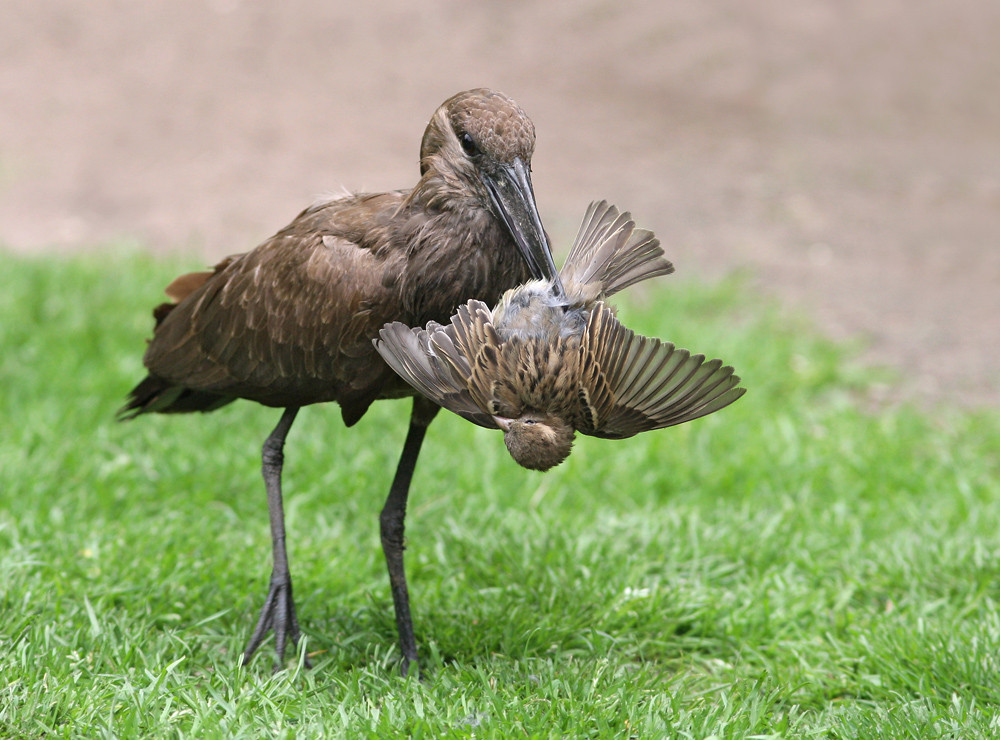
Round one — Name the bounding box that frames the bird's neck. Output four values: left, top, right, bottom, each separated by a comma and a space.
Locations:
396, 175, 510, 261
403, 168, 480, 219
390, 182, 531, 324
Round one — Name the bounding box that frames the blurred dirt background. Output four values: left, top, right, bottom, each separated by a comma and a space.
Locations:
3, 0, 998, 407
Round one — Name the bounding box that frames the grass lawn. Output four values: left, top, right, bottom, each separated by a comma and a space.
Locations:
1, 249, 998, 738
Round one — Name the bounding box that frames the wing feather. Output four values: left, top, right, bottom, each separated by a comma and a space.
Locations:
373, 301, 505, 429
142, 195, 406, 411
581, 304, 745, 439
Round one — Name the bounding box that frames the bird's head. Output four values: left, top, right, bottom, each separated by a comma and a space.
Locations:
419, 89, 562, 291
493, 412, 575, 472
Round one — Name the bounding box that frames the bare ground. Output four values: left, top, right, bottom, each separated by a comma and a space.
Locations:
3, 0, 998, 407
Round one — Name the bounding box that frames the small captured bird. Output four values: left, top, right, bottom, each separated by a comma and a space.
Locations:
376, 200, 746, 471
119, 89, 560, 675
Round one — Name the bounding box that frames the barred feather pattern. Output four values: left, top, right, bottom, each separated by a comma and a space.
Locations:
373, 200, 745, 470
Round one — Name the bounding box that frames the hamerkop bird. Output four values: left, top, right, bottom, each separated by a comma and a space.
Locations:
376, 200, 746, 471
119, 89, 560, 674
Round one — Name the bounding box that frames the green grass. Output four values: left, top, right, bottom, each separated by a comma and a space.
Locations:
1, 249, 999, 738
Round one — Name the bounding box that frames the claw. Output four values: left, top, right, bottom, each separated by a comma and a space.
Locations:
242, 574, 311, 671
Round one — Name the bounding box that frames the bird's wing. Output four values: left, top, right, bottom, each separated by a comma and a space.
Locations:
560, 200, 673, 298
374, 320, 498, 429
143, 194, 407, 413
436, 299, 520, 421
579, 303, 745, 439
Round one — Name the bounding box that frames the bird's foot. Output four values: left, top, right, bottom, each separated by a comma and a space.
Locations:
241, 575, 311, 672
400, 655, 417, 679
397, 638, 426, 680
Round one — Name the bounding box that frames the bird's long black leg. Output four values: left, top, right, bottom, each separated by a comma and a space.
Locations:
242, 406, 309, 671
380, 396, 440, 677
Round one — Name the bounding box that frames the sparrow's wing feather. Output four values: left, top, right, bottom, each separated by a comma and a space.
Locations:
374, 317, 498, 429
435, 300, 507, 417
581, 303, 745, 439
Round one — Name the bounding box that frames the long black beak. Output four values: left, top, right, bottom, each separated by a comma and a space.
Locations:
482, 158, 564, 296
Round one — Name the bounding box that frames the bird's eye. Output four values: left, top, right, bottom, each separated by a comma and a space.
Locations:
460, 132, 479, 157
523, 419, 536, 425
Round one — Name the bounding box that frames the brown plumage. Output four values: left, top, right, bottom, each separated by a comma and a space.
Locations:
376, 200, 746, 471
119, 89, 560, 674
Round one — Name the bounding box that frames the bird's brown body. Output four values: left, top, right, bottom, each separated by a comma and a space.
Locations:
120, 89, 559, 674
128, 189, 529, 424
376, 201, 746, 471
124, 88, 552, 425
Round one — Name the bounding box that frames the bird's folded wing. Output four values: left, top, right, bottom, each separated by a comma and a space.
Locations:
375, 319, 498, 429
580, 303, 745, 439
145, 196, 408, 398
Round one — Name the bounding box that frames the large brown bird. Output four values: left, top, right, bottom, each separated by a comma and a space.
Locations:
119, 89, 560, 674
376, 200, 745, 471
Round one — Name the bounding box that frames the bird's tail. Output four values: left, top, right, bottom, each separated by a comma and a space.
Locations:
560, 200, 673, 298
117, 374, 234, 420
118, 255, 240, 421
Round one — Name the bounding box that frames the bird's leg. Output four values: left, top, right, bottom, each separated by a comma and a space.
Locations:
242, 406, 309, 671
380, 396, 440, 677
